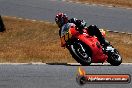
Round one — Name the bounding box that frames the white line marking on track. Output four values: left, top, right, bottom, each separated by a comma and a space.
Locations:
67, 63, 132, 65
18, 18, 23, 20
32, 20, 37, 22
39, 21, 44, 23
0, 63, 46, 65
0, 63, 131, 65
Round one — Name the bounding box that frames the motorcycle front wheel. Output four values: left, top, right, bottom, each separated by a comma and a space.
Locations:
67, 41, 92, 66
107, 49, 122, 66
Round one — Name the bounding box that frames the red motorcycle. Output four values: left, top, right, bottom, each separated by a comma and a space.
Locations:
60, 23, 122, 66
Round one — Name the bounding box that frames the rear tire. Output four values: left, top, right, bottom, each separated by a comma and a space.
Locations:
67, 41, 92, 66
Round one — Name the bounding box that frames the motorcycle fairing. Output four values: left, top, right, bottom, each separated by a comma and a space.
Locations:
69, 28, 108, 63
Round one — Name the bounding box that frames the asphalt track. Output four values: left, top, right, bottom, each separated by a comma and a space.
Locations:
0, 64, 131, 88
0, 0, 132, 32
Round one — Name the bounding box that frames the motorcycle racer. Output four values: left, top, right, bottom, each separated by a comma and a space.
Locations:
55, 12, 110, 48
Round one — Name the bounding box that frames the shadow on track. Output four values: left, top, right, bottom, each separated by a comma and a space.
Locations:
46, 63, 112, 66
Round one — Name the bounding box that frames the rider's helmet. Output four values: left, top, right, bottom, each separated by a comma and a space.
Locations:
55, 12, 68, 28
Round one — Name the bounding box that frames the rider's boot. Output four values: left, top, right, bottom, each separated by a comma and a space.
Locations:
99, 37, 110, 52
102, 38, 110, 47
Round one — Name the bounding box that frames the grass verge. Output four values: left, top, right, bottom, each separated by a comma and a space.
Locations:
0, 16, 132, 63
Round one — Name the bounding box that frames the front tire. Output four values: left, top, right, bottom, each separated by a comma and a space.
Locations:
67, 41, 92, 66
107, 49, 122, 66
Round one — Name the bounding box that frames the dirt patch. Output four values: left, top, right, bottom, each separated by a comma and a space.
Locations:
68, 0, 132, 8
0, 16, 132, 63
